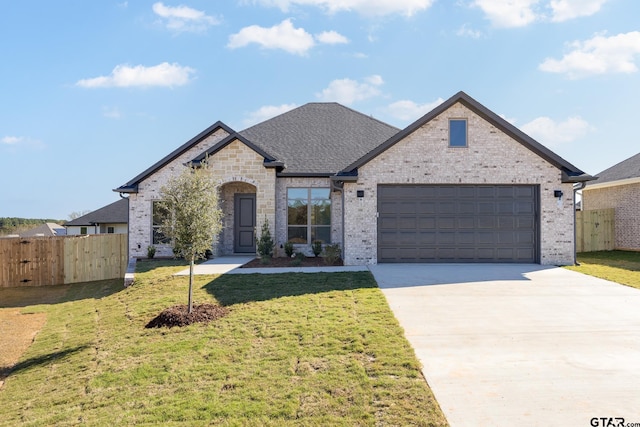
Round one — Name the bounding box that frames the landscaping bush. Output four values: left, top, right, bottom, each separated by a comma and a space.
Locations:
312, 240, 322, 257
284, 241, 294, 257
256, 219, 274, 263
147, 245, 156, 259
323, 244, 341, 265
291, 252, 305, 267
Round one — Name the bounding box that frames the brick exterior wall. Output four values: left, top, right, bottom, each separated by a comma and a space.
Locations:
342, 102, 575, 266
582, 182, 640, 250
275, 177, 343, 257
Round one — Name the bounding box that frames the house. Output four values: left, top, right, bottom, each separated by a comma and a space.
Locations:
65, 198, 128, 236
20, 222, 66, 237
114, 91, 592, 265
582, 152, 640, 250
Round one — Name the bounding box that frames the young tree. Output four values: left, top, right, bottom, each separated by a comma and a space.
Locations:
158, 161, 222, 313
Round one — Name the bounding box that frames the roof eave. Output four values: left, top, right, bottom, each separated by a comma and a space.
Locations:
114, 121, 235, 191
561, 171, 597, 184
113, 186, 138, 194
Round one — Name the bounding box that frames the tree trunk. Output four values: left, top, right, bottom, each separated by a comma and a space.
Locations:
188, 256, 194, 313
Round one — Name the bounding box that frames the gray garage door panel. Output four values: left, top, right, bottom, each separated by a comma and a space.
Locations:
377, 185, 539, 263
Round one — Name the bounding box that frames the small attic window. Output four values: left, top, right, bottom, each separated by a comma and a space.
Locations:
449, 119, 467, 147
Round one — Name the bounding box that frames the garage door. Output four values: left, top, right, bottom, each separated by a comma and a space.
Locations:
378, 185, 538, 263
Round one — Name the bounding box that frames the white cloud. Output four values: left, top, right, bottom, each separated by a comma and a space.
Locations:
228, 19, 315, 55
473, 0, 539, 28
152, 2, 219, 33
316, 30, 349, 44
102, 106, 123, 119
244, 103, 298, 127
386, 98, 444, 121
539, 31, 640, 78
473, 0, 608, 27
249, 0, 434, 17
549, 0, 608, 22
1, 136, 44, 149
76, 62, 195, 88
316, 75, 384, 105
521, 116, 592, 146
228, 21, 347, 55
1, 136, 22, 145
456, 24, 482, 39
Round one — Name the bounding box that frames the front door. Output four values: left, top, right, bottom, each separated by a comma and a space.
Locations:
234, 193, 256, 253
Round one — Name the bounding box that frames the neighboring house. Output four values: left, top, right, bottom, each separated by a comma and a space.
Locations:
20, 223, 66, 237
582, 152, 640, 250
114, 91, 592, 265
65, 198, 129, 236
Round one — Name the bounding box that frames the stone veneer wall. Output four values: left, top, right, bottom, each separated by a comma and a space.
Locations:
218, 182, 257, 256
207, 139, 276, 256
128, 133, 276, 258
342, 102, 575, 266
127, 128, 229, 258
274, 177, 343, 257
583, 182, 640, 250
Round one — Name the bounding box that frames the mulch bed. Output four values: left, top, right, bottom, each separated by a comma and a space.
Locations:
145, 303, 230, 328
241, 256, 344, 268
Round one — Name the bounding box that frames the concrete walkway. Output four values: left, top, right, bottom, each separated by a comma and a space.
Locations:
174, 256, 369, 275
369, 264, 640, 427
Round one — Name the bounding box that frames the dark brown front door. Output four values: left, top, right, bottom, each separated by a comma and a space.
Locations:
234, 193, 256, 253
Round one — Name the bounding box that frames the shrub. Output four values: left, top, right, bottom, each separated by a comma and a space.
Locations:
312, 240, 322, 257
256, 219, 274, 263
291, 252, 305, 266
147, 245, 156, 259
323, 244, 341, 265
284, 241, 294, 257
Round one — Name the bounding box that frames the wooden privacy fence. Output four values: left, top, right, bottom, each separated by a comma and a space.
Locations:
0, 234, 127, 288
576, 208, 615, 252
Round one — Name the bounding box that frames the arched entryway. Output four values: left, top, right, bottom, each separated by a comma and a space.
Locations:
219, 181, 257, 255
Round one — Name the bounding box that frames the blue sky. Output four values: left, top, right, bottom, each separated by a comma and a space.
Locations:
1, 0, 639, 219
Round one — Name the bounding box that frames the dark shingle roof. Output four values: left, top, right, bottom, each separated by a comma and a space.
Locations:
65, 199, 128, 226
593, 152, 640, 184
238, 103, 399, 175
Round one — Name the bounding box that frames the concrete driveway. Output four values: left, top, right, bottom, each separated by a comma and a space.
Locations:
369, 264, 640, 427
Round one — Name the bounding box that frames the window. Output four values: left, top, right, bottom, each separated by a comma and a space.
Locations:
287, 188, 331, 244
449, 119, 467, 147
107, 226, 115, 234
80, 226, 87, 235
152, 201, 171, 245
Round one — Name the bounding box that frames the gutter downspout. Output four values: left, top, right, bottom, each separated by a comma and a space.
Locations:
119, 192, 131, 263
330, 179, 346, 263
573, 182, 587, 265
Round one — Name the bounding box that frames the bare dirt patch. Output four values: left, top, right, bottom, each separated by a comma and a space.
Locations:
145, 303, 230, 328
0, 308, 47, 388
241, 257, 343, 268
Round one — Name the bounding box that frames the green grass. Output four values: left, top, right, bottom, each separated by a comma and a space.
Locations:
0, 259, 447, 426
566, 250, 640, 290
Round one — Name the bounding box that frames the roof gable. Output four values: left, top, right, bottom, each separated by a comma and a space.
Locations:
190, 132, 281, 167
238, 103, 399, 175
339, 91, 592, 183
114, 121, 234, 193
65, 198, 129, 226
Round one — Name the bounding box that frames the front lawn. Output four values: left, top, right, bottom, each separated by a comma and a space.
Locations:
0, 260, 447, 426
566, 250, 640, 290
